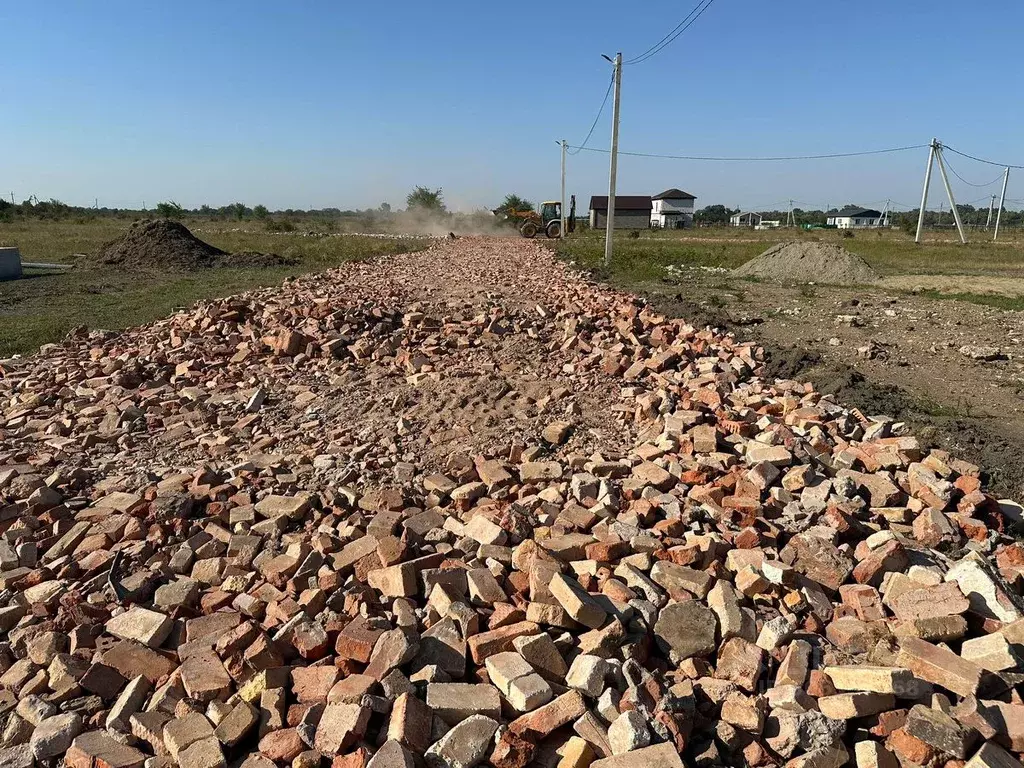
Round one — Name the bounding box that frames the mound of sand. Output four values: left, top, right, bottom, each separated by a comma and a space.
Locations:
99, 220, 294, 270
734, 241, 878, 285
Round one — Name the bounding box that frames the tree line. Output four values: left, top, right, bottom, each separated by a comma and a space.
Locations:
0, 187, 541, 233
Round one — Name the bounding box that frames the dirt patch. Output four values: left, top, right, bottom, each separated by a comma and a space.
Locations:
879, 274, 1024, 297
734, 241, 878, 285
100, 220, 294, 270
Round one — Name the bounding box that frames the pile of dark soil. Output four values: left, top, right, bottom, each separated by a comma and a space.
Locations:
99, 220, 294, 270
734, 241, 878, 285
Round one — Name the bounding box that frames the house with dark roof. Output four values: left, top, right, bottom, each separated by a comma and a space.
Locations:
588, 188, 698, 230
651, 188, 697, 229
827, 206, 883, 229
588, 196, 653, 229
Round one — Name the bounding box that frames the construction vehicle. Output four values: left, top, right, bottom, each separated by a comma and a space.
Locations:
494, 196, 577, 239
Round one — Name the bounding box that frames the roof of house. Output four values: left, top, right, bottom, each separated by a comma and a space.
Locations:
832, 206, 882, 218
731, 211, 762, 219
589, 196, 652, 211
652, 188, 696, 200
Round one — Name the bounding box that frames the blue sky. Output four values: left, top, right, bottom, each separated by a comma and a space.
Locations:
1, 1, 1021, 213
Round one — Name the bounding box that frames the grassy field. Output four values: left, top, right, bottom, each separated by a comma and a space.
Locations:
0, 218, 425, 357
558, 226, 1024, 281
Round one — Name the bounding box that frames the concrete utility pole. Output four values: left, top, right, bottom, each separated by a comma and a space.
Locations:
986, 195, 997, 230
603, 52, 622, 267
915, 140, 937, 244
994, 167, 1010, 242
560, 139, 567, 239
878, 199, 889, 228
934, 143, 967, 244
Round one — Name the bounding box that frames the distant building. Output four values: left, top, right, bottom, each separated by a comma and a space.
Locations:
650, 188, 696, 229
827, 206, 883, 229
589, 196, 654, 229
730, 211, 762, 227
589, 188, 698, 230
756, 220, 782, 230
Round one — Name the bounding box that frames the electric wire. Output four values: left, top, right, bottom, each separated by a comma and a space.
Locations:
621, 0, 706, 64
942, 155, 1006, 187
565, 144, 927, 161
943, 145, 1024, 170
567, 73, 615, 156
623, 0, 719, 65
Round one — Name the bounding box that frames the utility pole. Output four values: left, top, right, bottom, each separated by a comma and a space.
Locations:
986, 195, 996, 230
994, 167, 1010, 242
933, 142, 967, 244
603, 52, 622, 267
560, 139, 567, 239
875, 199, 890, 228
787, 200, 795, 227
915, 140, 937, 244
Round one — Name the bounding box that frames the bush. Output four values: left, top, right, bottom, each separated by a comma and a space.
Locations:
842, 229, 855, 239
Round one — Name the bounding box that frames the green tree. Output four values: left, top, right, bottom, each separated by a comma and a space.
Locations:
253, 204, 269, 220
406, 186, 446, 213
155, 201, 184, 220
379, 202, 392, 214
494, 193, 534, 219
693, 204, 737, 225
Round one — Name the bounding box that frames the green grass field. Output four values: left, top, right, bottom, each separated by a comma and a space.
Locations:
558, 227, 1024, 282
0, 218, 425, 357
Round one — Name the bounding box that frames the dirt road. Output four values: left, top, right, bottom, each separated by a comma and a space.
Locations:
1, 237, 1021, 768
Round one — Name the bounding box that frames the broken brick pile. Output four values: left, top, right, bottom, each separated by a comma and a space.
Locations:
1, 237, 1023, 768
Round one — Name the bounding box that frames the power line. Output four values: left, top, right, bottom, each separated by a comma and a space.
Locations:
567, 73, 615, 156
943, 145, 1024, 170
565, 143, 927, 161
623, 0, 719, 65
942, 155, 1006, 187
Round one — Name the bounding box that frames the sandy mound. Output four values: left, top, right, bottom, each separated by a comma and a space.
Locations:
734, 241, 878, 285
99, 220, 294, 270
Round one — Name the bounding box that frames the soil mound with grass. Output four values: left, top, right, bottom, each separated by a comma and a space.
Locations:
99, 220, 294, 270
734, 241, 878, 285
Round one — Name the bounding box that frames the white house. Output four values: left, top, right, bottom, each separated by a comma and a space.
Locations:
730, 211, 762, 227
651, 188, 696, 228
827, 206, 883, 229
